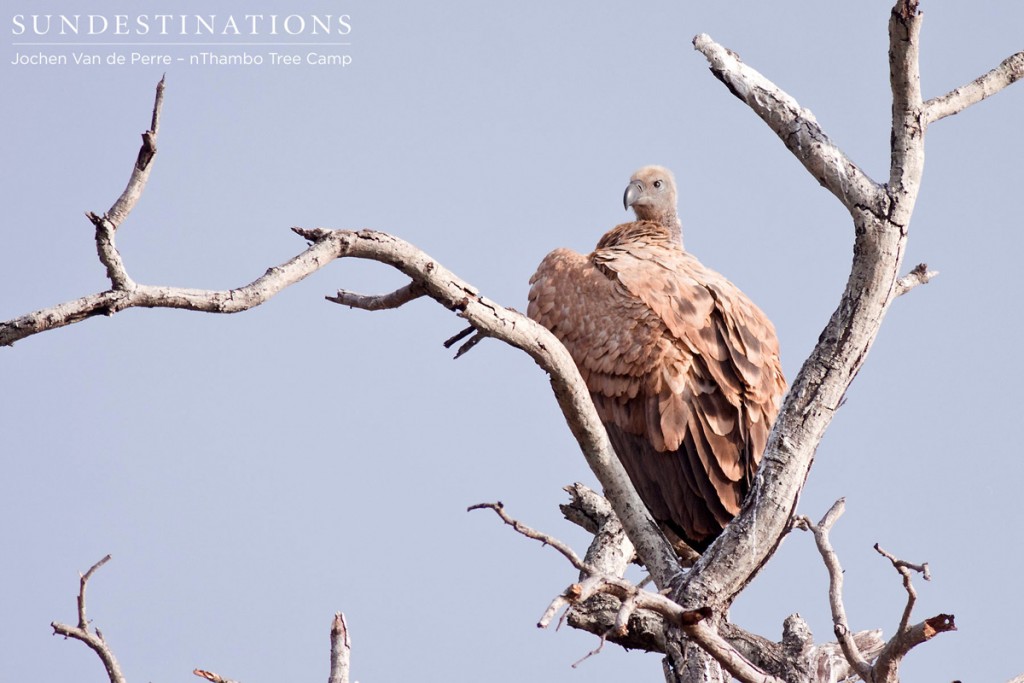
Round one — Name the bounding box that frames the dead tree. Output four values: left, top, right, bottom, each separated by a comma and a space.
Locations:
11, 2, 1023, 682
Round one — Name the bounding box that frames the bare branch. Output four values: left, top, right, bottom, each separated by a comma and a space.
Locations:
691, 33, 885, 215
77, 554, 112, 630
874, 545, 930, 581
872, 613, 956, 682
540, 573, 781, 683
794, 499, 872, 678
194, 670, 241, 683
91, 218, 135, 290
0, 233, 347, 347
51, 555, 126, 683
895, 262, 938, 297
84, 77, 166, 290
468, 501, 590, 573
329, 612, 351, 683
106, 75, 164, 230
874, 543, 930, 636
538, 592, 574, 630
327, 282, 425, 310
924, 51, 1024, 125
887, 1, 925, 214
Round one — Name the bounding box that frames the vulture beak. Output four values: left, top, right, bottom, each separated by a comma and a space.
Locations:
623, 181, 644, 210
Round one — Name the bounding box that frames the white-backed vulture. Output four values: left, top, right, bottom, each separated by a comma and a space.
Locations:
528, 166, 786, 550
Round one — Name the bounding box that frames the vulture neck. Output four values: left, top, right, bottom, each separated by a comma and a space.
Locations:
597, 216, 685, 251
665, 214, 683, 247
632, 205, 683, 247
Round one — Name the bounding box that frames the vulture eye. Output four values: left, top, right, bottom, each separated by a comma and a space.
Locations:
653, 180, 663, 189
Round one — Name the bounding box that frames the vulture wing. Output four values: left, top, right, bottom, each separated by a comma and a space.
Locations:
528, 221, 785, 549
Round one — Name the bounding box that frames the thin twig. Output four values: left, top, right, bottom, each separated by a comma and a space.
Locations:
468, 501, 590, 573
77, 554, 112, 629
570, 633, 608, 668
452, 331, 487, 359
443, 324, 476, 348
874, 543, 930, 635
895, 263, 938, 297
443, 324, 488, 358
874, 543, 930, 580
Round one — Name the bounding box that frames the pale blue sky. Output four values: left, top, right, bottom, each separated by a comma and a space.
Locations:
2, 2, 1022, 682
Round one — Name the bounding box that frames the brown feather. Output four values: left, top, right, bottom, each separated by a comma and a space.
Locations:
528, 166, 786, 549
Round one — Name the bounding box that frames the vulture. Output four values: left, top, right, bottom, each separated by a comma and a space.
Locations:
527, 166, 786, 551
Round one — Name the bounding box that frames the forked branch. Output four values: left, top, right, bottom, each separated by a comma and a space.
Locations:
51, 555, 125, 683
677, 1, 1021, 631
871, 545, 954, 681
798, 502, 957, 683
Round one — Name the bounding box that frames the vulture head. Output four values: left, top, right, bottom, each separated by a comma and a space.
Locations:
623, 165, 681, 238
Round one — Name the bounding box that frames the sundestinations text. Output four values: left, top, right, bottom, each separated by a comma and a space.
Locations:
11, 14, 352, 37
